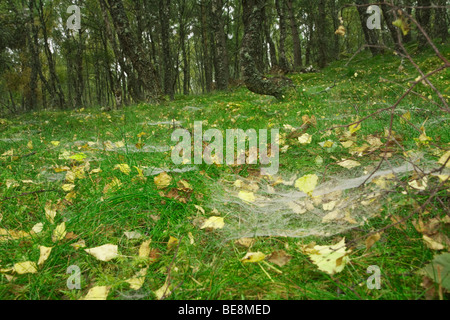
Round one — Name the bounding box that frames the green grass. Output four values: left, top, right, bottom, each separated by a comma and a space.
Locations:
0, 44, 449, 300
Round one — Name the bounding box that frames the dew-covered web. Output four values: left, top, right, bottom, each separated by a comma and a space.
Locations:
208, 162, 444, 240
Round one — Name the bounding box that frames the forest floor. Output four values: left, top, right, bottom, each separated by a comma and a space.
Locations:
0, 44, 449, 300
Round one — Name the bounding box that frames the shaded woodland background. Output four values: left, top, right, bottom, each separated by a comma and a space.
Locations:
0, 0, 448, 113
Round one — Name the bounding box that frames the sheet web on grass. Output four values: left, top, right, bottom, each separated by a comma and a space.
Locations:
208, 163, 431, 240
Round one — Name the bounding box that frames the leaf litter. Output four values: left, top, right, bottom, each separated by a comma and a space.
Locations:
208, 162, 447, 240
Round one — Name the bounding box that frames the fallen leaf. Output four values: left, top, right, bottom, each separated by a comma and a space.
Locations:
167, 236, 179, 251
240, 252, 266, 263
438, 151, 450, 168
0, 228, 31, 242
288, 201, 307, 214
154, 279, 171, 300
302, 238, 351, 275
139, 239, 152, 258
114, 164, 131, 175
268, 250, 292, 267
420, 253, 450, 291
235, 238, 256, 248
423, 235, 445, 251
298, 133, 312, 145
295, 174, 319, 196
154, 172, 172, 189
62, 184, 75, 192
85, 244, 119, 261
321, 210, 341, 223
188, 232, 195, 244
349, 122, 361, 134
200, 216, 225, 230
37, 246, 52, 266
82, 286, 110, 300
337, 159, 361, 169
44, 202, 57, 223
365, 233, 381, 251
70, 239, 86, 250
238, 190, 256, 203
322, 201, 337, 211
177, 180, 192, 190
124, 231, 143, 240
194, 205, 205, 214
69, 153, 87, 162
408, 177, 428, 191
13, 261, 38, 274
52, 222, 66, 242
125, 268, 148, 290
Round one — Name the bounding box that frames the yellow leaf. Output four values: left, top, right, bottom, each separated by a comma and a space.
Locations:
90, 168, 102, 174
2, 149, 14, 156
194, 205, 205, 214
114, 163, 131, 175
154, 279, 171, 300
115, 141, 125, 148
177, 179, 192, 190
349, 122, 362, 134
139, 239, 152, 258
335, 25, 346, 36
423, 235, 445, 251
234, 180, 244, 188
302, 238, 350, 275
200, 216, 225, 230
31, 223, 44, 234
288, 201, 307, 214
167, 236, 179, 251
240, 252, 266, 263
295, 174, 319, 196
238, 190, 256, 202
6, 179, 19, 189
337, 159, 361, 169
62, 184, 75, 192
13, 261, 38, 274
154, 172, 172, 189
438, 151, 450, 168
408, 177, 428, 191
392, 18, 410, 36
298, 133, 312, 145
45, 201, 57, 223
341, 141, 354, 148
134, 166, 145, 177
65, 171, 76, 183
322, 201, 337, 211
84, 244, 119, 261
0, 228, 31, 242
69, 153, 87, 161
52, 222, 66, 242
400, 111, 411, 124
38, 246, 53, 266
321, 210, 341, 223
50, 141, 60, 146
81, 286, 111, 300
27, 140, 33, 149
125, 268, 148, 290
